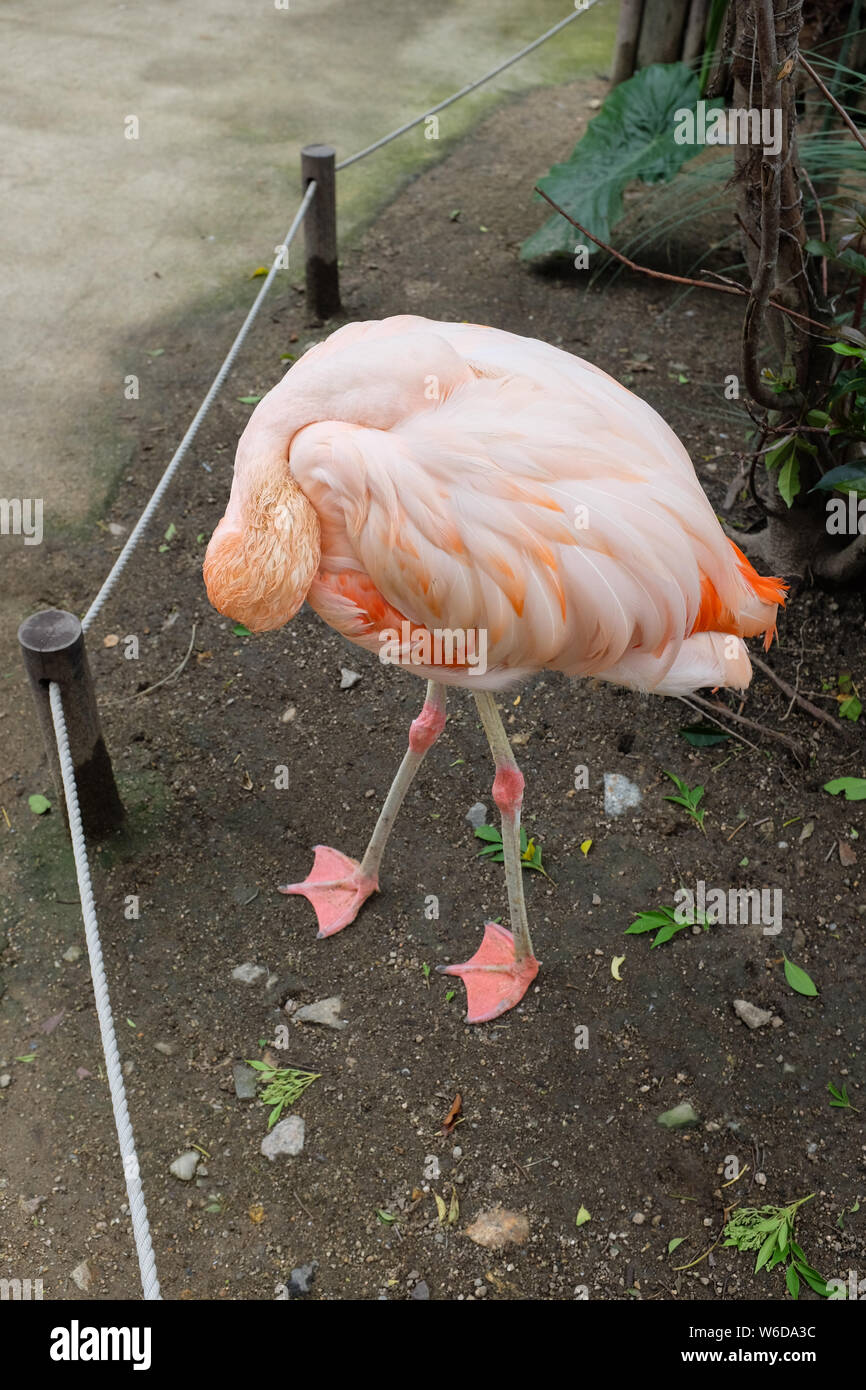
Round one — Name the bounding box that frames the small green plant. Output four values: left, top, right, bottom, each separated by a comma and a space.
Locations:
828, 1081, 859, 1112
625, 903, 710, 948
662, 771, 707, 832
421, 962, 431, 988
474, 824, 552, 878
244, 1060, 320, 1129
722, 1194, 831, 1299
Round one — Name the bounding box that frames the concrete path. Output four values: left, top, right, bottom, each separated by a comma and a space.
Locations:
0, 0, 613, 530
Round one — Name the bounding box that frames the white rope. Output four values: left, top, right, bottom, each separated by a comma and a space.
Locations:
82, 179, 319, 634
335, 1, 604, 170
48, 682, 161, 1301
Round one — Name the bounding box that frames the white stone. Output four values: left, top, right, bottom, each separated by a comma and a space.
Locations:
603, 773, 641, 817
261, 1116, 305, 1160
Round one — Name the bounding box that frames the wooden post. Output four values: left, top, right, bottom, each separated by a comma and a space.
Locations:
611, 0, 646, 86
301, 144, 341, 321
18, 609, 125, 839
636, 0, 690, 67
682, 0, 709, 68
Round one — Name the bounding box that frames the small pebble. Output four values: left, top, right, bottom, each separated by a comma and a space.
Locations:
232, 962, 267, 985
465, 802, 488, 829
340, 668, 362, 689
169, 1152, 199, 1182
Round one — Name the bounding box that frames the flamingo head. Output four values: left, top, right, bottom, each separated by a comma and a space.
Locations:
204, 466, 321, 633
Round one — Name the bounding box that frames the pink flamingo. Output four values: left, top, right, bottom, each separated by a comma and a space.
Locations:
204, 315, 785, 1023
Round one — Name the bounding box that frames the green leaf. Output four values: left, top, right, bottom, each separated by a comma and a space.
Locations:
521, 64, 720, 261
783, 955, 818, 997
830, 340, 866, 358
575, 1205, 591, 1227
626, 909, 677, 935
650, 921, 686, 948
786, 1263, 800, 1299
755, 1229, 779, 1272
840, 696, 862, 722
795, 1264, 829, 1297
376, 1209, 396, 1224
678, 722, 730, 747
28, 793, 51, 815
164, 522, 177, 542
812, 463, 866, 496
232, 623, 252, 637
237, 395, 262, 405
778, 452, 801, 507
824, 777, 866, 801
473, 826, 502, 843
765, 435, 795, 471
668, 1237, 685, 1254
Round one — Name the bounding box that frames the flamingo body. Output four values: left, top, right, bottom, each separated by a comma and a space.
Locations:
204, 316, 785, 1023
206, 315, 784, 695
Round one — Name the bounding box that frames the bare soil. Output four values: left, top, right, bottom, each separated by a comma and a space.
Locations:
1, 76, 864, 1303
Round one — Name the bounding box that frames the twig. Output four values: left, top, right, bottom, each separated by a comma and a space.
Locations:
799, 166, 828, 296
534, 188, 832, 336
127, 624, 197, 701
684, 692, 806, 764
799, 54, 866, 155
751, 653, 852, 735
292, 1187, 315, 1220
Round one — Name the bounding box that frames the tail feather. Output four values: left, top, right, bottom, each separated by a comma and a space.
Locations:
728, 540, 787, 651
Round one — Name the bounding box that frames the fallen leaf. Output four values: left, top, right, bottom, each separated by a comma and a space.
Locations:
611, 954, 626, 981
442, 1093, 462, 1135
196, 650, 213, 663
465, 1207, 529, 1250
39, 1012, 65, 1035
575, 1205, 591, 1227
103, 634, 119, 648
434, 1192, 448, 1224
839, 840, 857, 867
580, 838, 592, 857
250, 267, 268, 278
248, 1204, 265, 1224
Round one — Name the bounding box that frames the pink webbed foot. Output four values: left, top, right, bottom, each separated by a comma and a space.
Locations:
437, 923, 540, 1024
279, 845, 378, 938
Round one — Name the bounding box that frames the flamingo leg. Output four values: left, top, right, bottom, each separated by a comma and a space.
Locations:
280, 681, 447, 937
438, 692, 539, 1022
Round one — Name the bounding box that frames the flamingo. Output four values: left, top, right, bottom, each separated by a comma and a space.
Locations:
204, 315, 785, 1023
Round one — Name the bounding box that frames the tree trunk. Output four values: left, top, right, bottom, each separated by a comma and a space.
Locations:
611, 0, 646, 85
636, 0, 690, 67
682, 0, 709, 67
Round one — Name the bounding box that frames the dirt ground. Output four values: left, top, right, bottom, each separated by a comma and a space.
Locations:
1, 75, 864, 1303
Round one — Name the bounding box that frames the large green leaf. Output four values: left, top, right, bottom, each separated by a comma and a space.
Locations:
812, 463, 866, 496
521, 64, 721, 262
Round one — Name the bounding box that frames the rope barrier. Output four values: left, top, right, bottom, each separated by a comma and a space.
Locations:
49, 682, 161, 1300
82, 178, 318, 634
335, 2, 604, 170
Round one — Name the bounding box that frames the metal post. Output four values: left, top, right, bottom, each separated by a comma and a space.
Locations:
18, 609, 125, 838
301, 144, 341, 321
